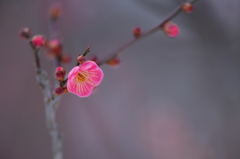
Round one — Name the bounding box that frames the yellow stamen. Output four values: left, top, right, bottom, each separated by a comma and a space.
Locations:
76, 72, 88, 82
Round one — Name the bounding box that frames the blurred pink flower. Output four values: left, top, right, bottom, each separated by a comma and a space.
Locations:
67, 61, 104, 97
31, 35, 45, 47
163, 22, 179, 38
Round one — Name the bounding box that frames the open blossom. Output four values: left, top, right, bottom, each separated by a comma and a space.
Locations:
67, 61, 104, 97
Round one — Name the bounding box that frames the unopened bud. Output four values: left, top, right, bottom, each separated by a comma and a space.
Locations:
46, 39, 62, 56
106, 57, 120, 66
19, 27, 32, 39
182, 3, 193, 13
50, 3, 62, 20
90, 55, 99, 63
61, 55, 71, 63
77, 55, 85, 64
55, 67, 66, 81
54, 87, 67, 95
133, 27, 141, 38
31, 35, 46, 48
162, 22, 179, 38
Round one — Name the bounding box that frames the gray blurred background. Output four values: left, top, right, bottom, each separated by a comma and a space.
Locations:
1, 0, 240, 159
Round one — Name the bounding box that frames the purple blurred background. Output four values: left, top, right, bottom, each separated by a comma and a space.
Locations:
1, 0, 240, 159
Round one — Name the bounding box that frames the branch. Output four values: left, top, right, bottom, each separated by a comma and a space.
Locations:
22, 1, 200, 159
59, 0, 200, 87
98, 0, 199, 65
37, 3, 64, 159
29, 42, 63, 159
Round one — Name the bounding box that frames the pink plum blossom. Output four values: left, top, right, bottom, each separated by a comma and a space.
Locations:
67, 61, 104, 97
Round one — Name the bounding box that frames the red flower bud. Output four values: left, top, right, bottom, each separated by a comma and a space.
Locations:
49, 3, 62, 20
133, 27, 141, 38
55, 67, 66, 81
90, 55, 99, 63
46, 40, 62, 56
77, 55, 85, 64
31, 35, 46, 48
106, 57, 120, 66
61, 55, 71, 63
182, 3, 193, 13
19, 27, 32, 39
54, 87, 67, 95
162, 22, 179, 38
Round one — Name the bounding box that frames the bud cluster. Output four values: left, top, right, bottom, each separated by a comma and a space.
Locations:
20, 28, 71, 64
54, 66, 67, 95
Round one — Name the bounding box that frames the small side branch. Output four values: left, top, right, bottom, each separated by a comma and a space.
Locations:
98, 0, 199, 65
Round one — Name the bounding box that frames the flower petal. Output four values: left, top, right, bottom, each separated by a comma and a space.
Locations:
77, 82, 93, 97
67, 66, 80, 80
79, 61, 104, 86
67, 78, 94, 97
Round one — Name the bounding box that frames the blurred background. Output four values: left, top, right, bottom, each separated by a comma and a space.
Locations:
1, 0, 240, 159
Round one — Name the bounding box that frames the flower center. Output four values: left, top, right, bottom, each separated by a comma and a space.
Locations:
76, 72, 88, 82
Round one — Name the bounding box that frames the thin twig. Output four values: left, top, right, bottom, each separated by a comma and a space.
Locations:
98, 0, 199, 65
29, 42, 41, 71
61, 0, 199, 86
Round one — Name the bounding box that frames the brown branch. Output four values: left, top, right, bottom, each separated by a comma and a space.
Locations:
98, 0, 199, 65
